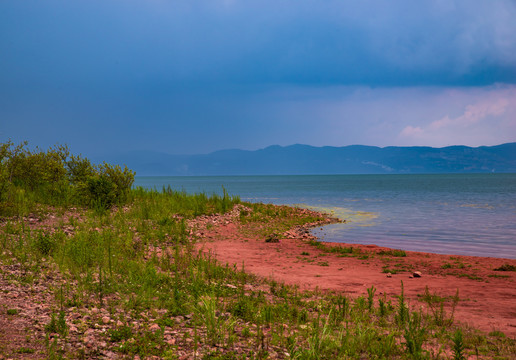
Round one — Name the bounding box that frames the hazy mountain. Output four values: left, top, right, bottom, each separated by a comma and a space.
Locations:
95, 143, 516, 176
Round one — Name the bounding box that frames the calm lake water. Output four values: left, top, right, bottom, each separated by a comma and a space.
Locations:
134, 174, 516, 259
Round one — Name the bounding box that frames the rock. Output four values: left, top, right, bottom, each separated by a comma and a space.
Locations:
102, 316, 110, 324
413, 271, 422, 278
386, 273, 392, 278
103, 350, 117, 359
149, 323, 160, 332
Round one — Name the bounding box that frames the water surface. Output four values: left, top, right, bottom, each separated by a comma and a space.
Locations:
135, 174, 516, 259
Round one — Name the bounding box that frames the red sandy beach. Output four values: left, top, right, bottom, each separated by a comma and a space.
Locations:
194, 208, 516, 339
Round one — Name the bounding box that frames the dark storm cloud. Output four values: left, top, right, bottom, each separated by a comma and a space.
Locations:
2, 0, 515, 88
1, 1, 515, 154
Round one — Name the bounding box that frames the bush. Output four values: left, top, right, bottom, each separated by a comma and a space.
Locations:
0, 140, 135, 215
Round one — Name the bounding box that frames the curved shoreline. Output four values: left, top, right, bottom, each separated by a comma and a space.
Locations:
197, 207, 516, 338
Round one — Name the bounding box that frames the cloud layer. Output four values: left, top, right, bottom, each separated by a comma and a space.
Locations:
1, 1, 515, 155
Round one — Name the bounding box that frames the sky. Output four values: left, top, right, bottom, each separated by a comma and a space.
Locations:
1, 0, 516, 156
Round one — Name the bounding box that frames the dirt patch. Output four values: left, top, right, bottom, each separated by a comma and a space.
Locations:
0, 263, 57, 359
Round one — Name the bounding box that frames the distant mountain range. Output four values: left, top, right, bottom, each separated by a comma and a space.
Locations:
94, 143, 516, 176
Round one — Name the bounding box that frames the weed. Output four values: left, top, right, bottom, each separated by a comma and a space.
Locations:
196, 296, 236, 346
452, 329, 466, 360
457, 273, 483, 281
7, 308, 19, 315
396, 281, 408, 325
118, 328, 165, 357
488, 274, 510, 279
378, 294, 390, 317
494, 264, 516, 272
404, 311, 426, 359
108, 325, 133, 342
265, 233, 280, 243
367, 285, 376, 312
488, 330, 506, 338
15, 347, 35, 354
45, 311, 68, 337
33, 231, 56, 256
420, 286, 459, 327
378, 249, 407, 257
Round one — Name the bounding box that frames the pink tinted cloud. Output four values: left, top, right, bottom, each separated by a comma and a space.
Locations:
399, 86, 516, 146
429, 97, 509, 130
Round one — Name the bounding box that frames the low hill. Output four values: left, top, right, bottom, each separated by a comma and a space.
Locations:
95, 143, 516, 176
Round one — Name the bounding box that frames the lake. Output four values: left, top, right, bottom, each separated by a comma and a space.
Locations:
134, 174, 516, 259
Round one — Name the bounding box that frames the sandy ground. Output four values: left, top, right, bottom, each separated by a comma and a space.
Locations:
197, 220, 516, 339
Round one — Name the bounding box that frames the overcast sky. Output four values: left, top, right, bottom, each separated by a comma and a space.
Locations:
1, 0, 515, 156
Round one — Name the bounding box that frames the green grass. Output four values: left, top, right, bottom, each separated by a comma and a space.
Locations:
378, 249, 407, 257
488, 274, 510, 279
1, 182, 514, 358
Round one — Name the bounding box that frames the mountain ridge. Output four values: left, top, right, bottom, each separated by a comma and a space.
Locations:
93, 142, 516, 176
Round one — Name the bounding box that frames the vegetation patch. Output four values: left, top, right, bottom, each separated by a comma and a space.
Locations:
494, 264, 516, 272
378, 249, 407, 257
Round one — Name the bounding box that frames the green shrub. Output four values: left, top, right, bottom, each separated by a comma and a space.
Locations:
34, 231, 56, 256
0, 140, 135, 215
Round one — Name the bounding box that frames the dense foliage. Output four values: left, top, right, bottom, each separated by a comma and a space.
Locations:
0, 140, 135, 215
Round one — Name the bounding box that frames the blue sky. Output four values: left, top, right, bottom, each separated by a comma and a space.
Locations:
1, 0, 516, 156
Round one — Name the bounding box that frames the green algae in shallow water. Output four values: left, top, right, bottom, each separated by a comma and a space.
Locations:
299, 205, 379, 228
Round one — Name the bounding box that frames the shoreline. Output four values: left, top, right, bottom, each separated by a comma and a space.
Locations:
308, 213, 516, 260
196, 206, 516, 338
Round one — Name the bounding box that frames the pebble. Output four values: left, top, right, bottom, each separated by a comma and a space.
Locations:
413, 271, 422, 278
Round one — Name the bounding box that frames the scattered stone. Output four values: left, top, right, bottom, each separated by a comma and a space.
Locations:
386, 273, 392, 278
149, 323, 161, 332
103, 350, 117, 359
413, 271, 422, 278
102, 316, 110, 324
